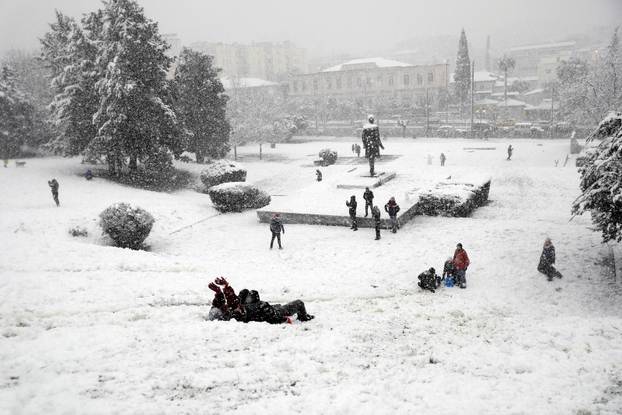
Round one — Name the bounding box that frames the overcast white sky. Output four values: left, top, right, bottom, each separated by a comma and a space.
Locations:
1, 0, 620, 56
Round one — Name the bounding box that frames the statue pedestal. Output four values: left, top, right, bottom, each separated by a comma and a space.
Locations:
336, 171, 396, 189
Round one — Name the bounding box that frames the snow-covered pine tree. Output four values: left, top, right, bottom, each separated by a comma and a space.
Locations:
173, 48, 230, 163
92, 0, 181, 174
454, 28, 471, 118
572, 111, 622, 242
41, 11, 100, 155
0, 66, 35, 159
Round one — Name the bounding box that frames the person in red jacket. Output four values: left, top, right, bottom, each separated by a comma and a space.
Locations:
453, 243, 470, 289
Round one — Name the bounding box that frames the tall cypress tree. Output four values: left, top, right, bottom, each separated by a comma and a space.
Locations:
173, 48, 230, 162
454, 28, 471, 118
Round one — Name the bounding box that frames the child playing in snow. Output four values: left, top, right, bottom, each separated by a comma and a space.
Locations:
418, 268, 441, 293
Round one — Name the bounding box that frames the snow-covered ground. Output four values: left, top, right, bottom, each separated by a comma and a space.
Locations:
1, 137, 622, 414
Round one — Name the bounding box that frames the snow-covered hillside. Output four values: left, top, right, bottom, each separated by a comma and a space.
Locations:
1, 138, 621, 414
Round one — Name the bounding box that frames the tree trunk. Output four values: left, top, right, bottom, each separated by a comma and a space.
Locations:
259, 143, 262, 160
196, 150, 204, 164
234, 145, 237, 161
129, 154, 137, 172
107, 154, 116, 176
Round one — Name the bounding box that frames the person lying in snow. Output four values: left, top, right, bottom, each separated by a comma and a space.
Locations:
418, 268, 441, 293
207, 277, 314, 323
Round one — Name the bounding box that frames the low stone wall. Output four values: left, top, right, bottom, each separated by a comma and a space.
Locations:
257, 210, 393, 229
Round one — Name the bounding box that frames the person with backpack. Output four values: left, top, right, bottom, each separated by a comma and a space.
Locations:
346, 195, 358, 231
538, 238, 563, 281
384, 197, 400, 233
269, 213, 285, 249
48, 178, 60, 207
372, 205, 382, 240
453, 243, 470, 289
363, 187, 374, 217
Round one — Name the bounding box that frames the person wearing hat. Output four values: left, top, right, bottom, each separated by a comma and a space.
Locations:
418, 267, 440, 293
538, 237, 563, 281
346, 195, 358, 231
269, 213, 285, 249
453, 243, 470, 288
363, 187, 374, 217
361, 114, 384, 176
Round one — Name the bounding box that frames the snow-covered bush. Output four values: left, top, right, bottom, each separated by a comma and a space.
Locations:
318, 149, 337, 165
572, 112, 622, 242
207, 182, 271, 212
200, 160, 247, 190
99, 203, 155, 249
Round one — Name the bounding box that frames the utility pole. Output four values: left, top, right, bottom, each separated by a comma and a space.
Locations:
550, 86, 555, 138
470, 60, 475, 137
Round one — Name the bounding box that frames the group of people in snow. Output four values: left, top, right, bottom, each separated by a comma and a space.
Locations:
418, 243, 471, 292
207, 277, 314, 324
344, 192, 400, 237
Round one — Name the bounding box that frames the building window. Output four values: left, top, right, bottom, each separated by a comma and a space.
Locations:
336, 77, 342, 89
357, 78, 362, 87
347, 77, 352, 88
417, 74, 423, 85
313, 79, 318, 90
388, 76, 394, 86
403, 74, 410, 85
326, 79, 332, 90
428, 72, 434, 82
366, 77, 372, 86
293, 81, 298, 92
302, 81, 306, 91
376, 76, 382, 87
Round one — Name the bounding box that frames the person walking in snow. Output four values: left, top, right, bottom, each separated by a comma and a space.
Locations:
384, 197, 400, 233
453, 243, 470, 288
362, 115, 384, 176
316, 169, 322, 182
440, 152, 446, 166
346, 195, 358, 231
507, 144, 513, 160
372, 205, 382, 240
418, 267, 441, 293
48, 178, 60, 207
269, 213, 285, 249
363, 187, 374, 217
355, 143, 361, 158
538, 238, 563, 281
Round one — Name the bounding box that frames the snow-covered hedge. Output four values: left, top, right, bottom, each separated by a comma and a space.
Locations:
416, 181, 491, 217
207, 182, 271, 213
99, 203, 155, 249
200, 160, 247, 190
318, 149, 337, 165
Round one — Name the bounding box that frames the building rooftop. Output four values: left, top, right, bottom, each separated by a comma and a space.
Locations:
496, 98, 527, 107
322, 57, 412, 72
220, 77, 278, 89
508, 41, 576, 53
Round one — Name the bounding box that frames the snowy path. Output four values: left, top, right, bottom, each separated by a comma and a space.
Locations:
1, 139, 622, 414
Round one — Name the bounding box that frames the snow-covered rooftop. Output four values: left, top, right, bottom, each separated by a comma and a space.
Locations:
322, 57, 412, 72
508, 41, 576, 52
496, 98, 527, 107
450, 71, 499, 84
220, 77, 279, 89
524, 88, 545, 96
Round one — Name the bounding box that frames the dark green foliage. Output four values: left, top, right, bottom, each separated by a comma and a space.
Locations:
0, 66, 35, 159
173, 48, 230, 162
200, 159, 247, 189
99, 203, 155, 249
207, 183, 271, 212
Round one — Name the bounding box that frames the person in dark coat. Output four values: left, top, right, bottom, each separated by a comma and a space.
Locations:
346, 195, 358, 231
507, 144, 513, 160
453, 243, 470, 288
85, 169, 93, 180
538, 238, 563, 281
269, 213, 285, 249
48, 178, 60, 207
372, 205, 382, 240
361, 115, 384, 176
316, 169, 322, 182
363, 187, 374, 217
442, 257, 455, 283
440, 153, 446, 166
384, 197, 400, 233
355, 143, 361, 158
418, 267, 440, 293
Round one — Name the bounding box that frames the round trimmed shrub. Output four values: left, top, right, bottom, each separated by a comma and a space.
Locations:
99, 203, 155, 249
319, 148, 337, 165
207, 182, 271, 212
200, 160, 247, 190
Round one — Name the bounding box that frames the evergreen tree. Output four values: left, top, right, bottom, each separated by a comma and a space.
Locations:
173, 48, 230, 162
572, 112, 622, 242
41, 11, 100, 155
92, 0, 181, 174
0, 66, 35, 159
454, 29, 471, 118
